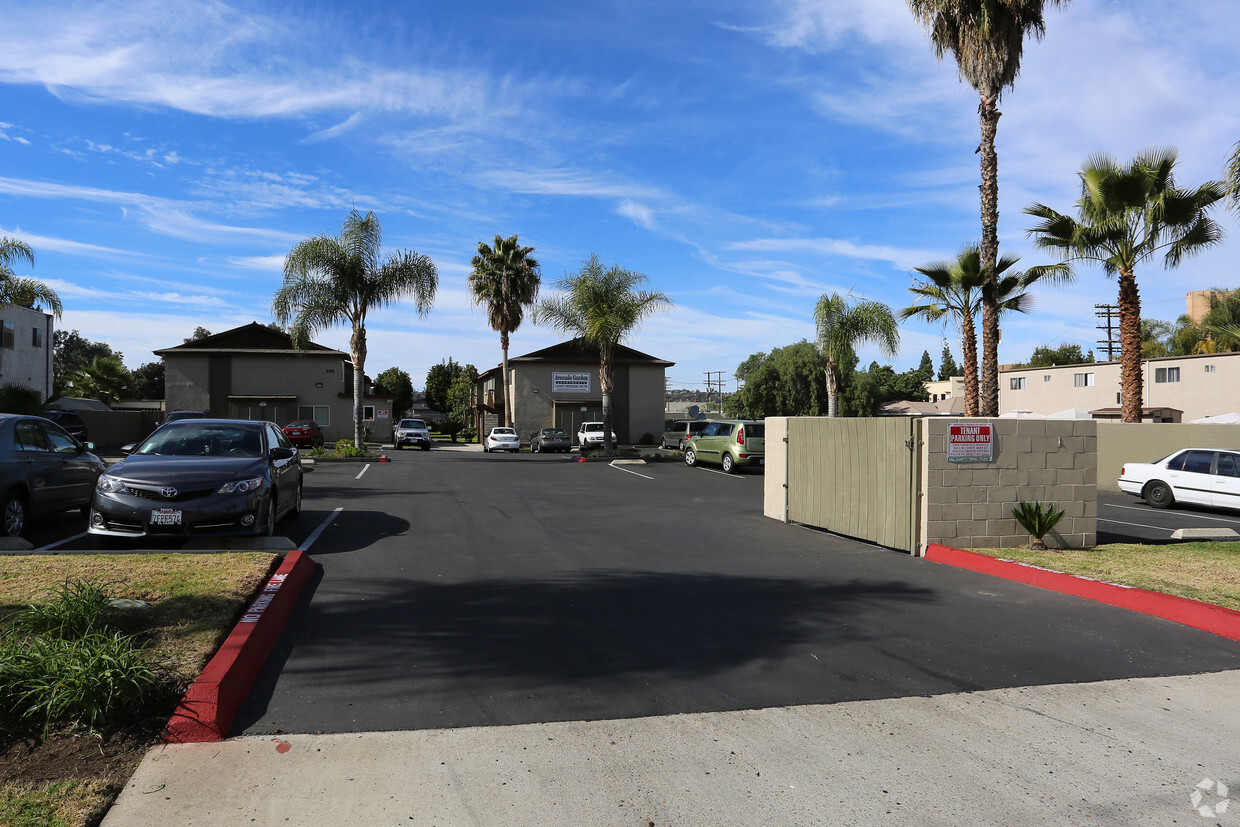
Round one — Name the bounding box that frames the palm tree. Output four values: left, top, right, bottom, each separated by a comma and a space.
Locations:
1025, 149, 1225, 422
907, 0, 1068, 417
902, 244, 1044, 415
814, 292, 900, 417
468, 234, 541, 428
533, 254, 672, 452
273, 210, 438, 448
66, 356, 133, 407
1225, 140, 1240, 209
0, 237, 62, 319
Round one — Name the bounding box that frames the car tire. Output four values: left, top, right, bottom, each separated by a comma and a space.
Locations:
262, 496, 277, 536
722, 453, 735, 474
1144, 480, 1175, 509
2, 491, 26, 537
678, 439, 686, 451
532, 442, 539, 453
684, 449, 698, 468
395, 443, 403, 450
289, 479, 303, 518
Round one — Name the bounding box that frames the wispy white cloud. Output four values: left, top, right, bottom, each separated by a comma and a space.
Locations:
617, 200, 656, 230
473, 168, 666, 200
302, 112, 364, 144
728, 236, 939, 272
0, 226, 139, 258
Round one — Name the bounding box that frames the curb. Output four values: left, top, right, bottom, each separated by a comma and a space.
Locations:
924, 543, 1240, 643
163, 549, 317, 742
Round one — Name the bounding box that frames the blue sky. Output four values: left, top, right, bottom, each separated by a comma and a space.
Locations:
1, 0, 1237, 394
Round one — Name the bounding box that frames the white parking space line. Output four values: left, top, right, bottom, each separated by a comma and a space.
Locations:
697, 467, 746, 479
355, 464, 370, 480
609, 462, 654, 480
36, 532, 88, 551
1097, 517, 1174, 534
301, 507, 343, 551
1103, 502, 1240, 525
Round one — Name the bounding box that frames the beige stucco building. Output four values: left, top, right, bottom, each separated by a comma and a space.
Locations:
156, 322, 393, 442
473, 339, 673, 445
998, 351, 1240, 422
0, 303, 54, 400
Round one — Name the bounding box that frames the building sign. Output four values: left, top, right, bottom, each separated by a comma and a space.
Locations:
948, 422, 994, 462
553, 372, 591, 393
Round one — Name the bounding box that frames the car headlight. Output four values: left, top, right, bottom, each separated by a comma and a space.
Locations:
217, 477, 264, 494
96, 475, 129, 495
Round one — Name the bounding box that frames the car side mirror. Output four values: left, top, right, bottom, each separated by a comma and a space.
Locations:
120, 443, 136, 454
81, 441, 95, 452
270, 446, 296, 460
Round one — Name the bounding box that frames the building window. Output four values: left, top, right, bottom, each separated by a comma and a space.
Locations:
1116, 392, 1121, 404
1073, 372, 1095, 387
31, 327, 43, 347
362, 405, 375, 422
0, 320, 12, 349
1009, 377, 1026, 390
1205, 364, 1216, 373
298, 405, 329, 427
1043, 375, 1052, 382
1154, 366, 1180, 383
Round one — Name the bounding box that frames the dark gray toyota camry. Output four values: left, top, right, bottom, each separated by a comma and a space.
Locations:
88, 418, 303, 543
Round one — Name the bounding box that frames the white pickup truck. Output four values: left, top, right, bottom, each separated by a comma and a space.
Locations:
577, 421, 618, 452
393, 418, 432, 450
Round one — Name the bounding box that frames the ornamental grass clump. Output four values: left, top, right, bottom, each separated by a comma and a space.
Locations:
1011, 501, 1068, 551
9, 579, 112, 639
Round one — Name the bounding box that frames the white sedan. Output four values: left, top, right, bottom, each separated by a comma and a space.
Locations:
1118, 448, 1240, 510
483, 427, 521, 453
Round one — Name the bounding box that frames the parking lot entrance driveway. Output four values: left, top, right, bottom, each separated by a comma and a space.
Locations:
235, 452, 1240, 736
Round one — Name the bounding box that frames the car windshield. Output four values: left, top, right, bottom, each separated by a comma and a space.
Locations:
493, 428, 516, 435
286, 421, 314, 428
400, 420, 425, 428
136, 423, 265, 457
542, 429, 565, 435
583, 423, 602, 432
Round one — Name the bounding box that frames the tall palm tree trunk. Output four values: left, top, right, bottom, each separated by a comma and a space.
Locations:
961, 317, 980, 417
1117, 271, 1143, 423
978, 94, 1002, 417
824, 362, 840, 417
599, 349, 615, 451
500, 330, 512, 428
351, 325, 367, 448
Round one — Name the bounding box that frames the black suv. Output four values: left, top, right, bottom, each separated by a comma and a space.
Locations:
42, 410, 88, 442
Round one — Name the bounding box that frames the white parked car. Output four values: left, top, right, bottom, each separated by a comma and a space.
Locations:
483, 427, 521, 453
1118, 448, 1240, 510
576, 421, 617, 452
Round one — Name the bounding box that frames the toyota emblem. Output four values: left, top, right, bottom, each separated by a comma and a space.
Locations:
161, 487, 178, 498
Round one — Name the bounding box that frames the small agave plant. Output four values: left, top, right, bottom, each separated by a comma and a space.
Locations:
1011, 501, 1067, 551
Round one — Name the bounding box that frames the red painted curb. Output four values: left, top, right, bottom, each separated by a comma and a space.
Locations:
163, 549, 317, 743
925, 543, 1240, 643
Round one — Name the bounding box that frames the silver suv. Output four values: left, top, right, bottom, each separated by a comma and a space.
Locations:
393, 418, 432, 451
576, 421, 617, 452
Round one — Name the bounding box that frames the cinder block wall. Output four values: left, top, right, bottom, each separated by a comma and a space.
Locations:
919, 418, 1097, 552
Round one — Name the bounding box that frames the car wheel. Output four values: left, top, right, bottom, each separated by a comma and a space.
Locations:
2, 491, 27, 537
1144, 480, 1175, 509
395, 443, 403, 450
262, 496, 277, 536
532, 442, 539, 453
678, 439, 686, 451
289, 479, 303, 518
722, 453, 735, 474
684, 449, 698, 468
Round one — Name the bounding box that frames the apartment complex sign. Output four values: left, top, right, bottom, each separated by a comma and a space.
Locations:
552, 372, 591, 393
948, 422, 993, 462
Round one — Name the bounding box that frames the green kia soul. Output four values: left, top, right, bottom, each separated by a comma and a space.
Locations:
683, 419, 765, 473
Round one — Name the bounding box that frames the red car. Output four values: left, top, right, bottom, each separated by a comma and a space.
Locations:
282, 420, 324, 447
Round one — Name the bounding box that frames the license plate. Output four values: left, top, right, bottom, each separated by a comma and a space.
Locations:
151, 509, 182, 526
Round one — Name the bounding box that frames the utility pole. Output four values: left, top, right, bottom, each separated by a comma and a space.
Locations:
1095, 304, 1119, 360
703, 370, 726, 414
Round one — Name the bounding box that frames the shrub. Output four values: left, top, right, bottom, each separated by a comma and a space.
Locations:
1011, 501, 1067, 550
0, 383, 43, 416
9, 580, 112, 640
333, 439, 368, 458
637, 432, 655, 445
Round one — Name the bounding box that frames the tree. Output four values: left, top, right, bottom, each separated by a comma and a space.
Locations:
131, 361, 165, 399
65, 356, 133, 407
901, 245, 1040, 415
374, 367, 414, 419
425, 358, 467, 416
917, 350, 935, 380
273, 210, 438, 448
726, 341, 831, 419
534, 254, 672, 451
183, 326, 213, 344
53, 330, 119, 396
0, 237, 62, 319
907, 0, 1068, 417
844, 362, 931, 417
1020, 343, 1092, 368
445, 364, 478, 439
468, 234, 541, 428
1026, 149, 1225, 422
815, 292, 900, 417
939, 344, 961, 380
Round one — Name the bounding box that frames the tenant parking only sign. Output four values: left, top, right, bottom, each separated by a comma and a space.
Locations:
948, 422, 994, 462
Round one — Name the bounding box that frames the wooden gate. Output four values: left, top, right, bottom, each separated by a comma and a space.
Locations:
785, 417, 920, 552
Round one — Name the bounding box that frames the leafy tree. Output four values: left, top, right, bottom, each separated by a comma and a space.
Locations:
725, 341, 830, 419
468, 234, 541, 428
374, 367, 414, 419
917, 350, 935, 380
66, 356, 133, 407
445, 364, 478, 437
1197, 291, 1240, 350
274, 210, 438, 448
939, 344, 961, 380
1026, 149, 1225, 422
534, 254, 672, 451
183, 326, 213, 344
1020, 343, 1092, 368
131, 361, 165, 399
908, 0, 1068, 417
425, 358, 467, 416
53, 330, 119, 396
815, 292, 900, 417
902, 244, 1043, 416
0, 237, 62, 319
844, 362, 931, 417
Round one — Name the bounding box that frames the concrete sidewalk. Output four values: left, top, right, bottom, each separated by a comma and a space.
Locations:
104, 669, 1240, 826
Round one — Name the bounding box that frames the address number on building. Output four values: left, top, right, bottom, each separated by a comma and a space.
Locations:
948, 423, 993, 462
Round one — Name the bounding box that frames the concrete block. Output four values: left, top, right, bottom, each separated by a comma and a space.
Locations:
926, 521, 958, 540
942, 503, 973, 521
1000, 534, 1029, 548
1045, 450, 1074, 469
986, 519, 1017, 537
957, 485, 988, 504
1170, 528, 1239, 540
1082, 466, 1097, 486
959, 519, 989, 538
924, 503, 943, 522
973, 502, 1009, 521
1044, 484, 1076, 503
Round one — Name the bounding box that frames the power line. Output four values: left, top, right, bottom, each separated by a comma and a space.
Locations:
1095, 304, 1119, 360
